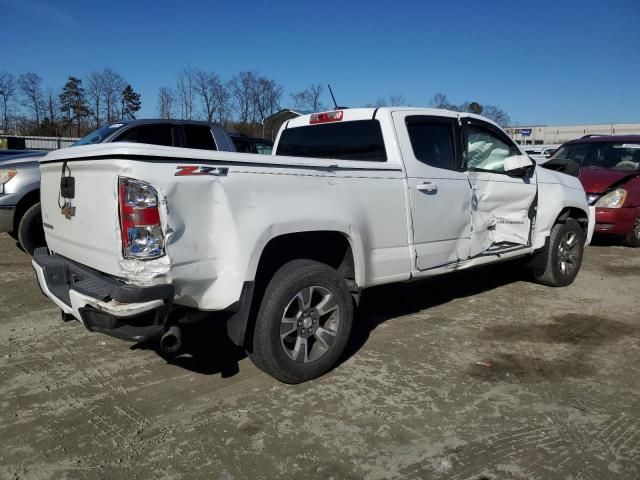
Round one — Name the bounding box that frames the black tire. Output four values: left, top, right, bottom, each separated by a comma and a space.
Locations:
17, 202, 46, 255
249, 259, 353, 384
531, 219, 585, 287
625, 217, 640, 248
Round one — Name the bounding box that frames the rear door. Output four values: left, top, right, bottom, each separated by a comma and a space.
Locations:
393, 112, 472, 270
464, 118, 537, 256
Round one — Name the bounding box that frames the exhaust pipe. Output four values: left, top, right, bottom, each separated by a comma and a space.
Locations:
160, 325, 182, 354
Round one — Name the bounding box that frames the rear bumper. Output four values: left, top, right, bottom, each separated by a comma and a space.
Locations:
595, 206, 640, 236
0, 205, 15, 233
32, 247, 174, 342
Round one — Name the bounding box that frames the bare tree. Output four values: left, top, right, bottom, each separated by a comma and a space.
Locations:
193, 69, 223, 122
430, 92, 456, 110
177, 68, 196, 120
290, 83, 324, 112
101, 68, 125, 123
306, 83, 323, 111
0, 71, 16, 132
388, 94, 406, 106
44, 88, 59, 123
365, 94, 406, 108
157, 87, 175, 119
18, 72, 44, 125
229, 71, 258, 124
86, 71, 106, 127
212, 81, 232, 124
254, 76, 282, 124
482, 105, 511, 127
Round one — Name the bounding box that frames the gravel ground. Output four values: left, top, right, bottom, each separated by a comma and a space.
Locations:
1, 232, 639, 480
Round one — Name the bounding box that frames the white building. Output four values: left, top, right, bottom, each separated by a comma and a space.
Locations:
506, 123, 640, 145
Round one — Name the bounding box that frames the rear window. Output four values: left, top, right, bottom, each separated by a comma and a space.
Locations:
114, 125, 173, 147
183, 125, 217, 150
276, 120, 387, 162
231, 136, 255, 153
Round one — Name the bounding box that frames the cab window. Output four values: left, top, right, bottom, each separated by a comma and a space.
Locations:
468, 124, 520, 172
406, 116, 457, 170
114, 124, 174, 146
183, 125, 217, 150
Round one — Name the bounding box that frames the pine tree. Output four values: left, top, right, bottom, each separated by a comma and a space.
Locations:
121, 84, 141, 120
59, 76, 89, 136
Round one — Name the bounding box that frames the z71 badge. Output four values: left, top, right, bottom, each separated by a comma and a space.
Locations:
174, 165, 229, 177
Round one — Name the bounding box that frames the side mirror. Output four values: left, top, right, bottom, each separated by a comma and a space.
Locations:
504, 154, 535, 177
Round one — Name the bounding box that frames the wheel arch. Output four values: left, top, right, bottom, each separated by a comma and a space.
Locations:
226, 228, 364, 349
12, 188, 40, 233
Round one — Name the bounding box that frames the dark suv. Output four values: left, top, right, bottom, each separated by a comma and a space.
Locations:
550, 135, 640, 246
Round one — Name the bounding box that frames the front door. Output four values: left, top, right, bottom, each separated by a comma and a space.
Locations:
464, 119, 538, 256
393, 112, 472, 271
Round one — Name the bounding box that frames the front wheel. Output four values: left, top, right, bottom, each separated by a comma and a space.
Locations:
625, 217, 640, 248
249, 259, 353, 384
531, 219, 585, 287
17, 202, 46, 256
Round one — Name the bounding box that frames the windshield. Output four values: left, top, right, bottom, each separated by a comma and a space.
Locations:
72, 124, 124, 146
551, 142, 640, 171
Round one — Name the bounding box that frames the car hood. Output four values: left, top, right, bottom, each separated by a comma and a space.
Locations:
579, 167, 640, 193
0, 152, 47, 167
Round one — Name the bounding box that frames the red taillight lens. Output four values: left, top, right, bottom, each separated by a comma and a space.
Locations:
310, 110, 344, 124
118, 177, 165, 259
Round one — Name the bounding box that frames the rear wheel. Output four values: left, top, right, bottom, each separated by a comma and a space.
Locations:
625, 217, 640, 248
532, 219, 585, 287
17, 202, 46, 255
249, 259, 353, 384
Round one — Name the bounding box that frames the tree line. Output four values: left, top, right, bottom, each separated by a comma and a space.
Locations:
428, 93, 511, 127
0, 69, 141, 137
0, 69, 513, 139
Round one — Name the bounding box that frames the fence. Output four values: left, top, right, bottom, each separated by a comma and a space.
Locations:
0, 135, 79, 151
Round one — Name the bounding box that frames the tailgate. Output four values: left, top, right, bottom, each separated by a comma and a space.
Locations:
40, 158, 123, 277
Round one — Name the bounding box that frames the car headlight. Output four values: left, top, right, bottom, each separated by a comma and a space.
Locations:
595, 188, 627, 208
0, 168, 17, 185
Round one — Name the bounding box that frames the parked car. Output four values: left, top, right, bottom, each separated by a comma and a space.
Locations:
229, 133, 273, 155
32, 108, 593, 383
524, 145, 559, 163
0, 149, 44, 157
549, 135, 640, 246
0, 120, 237, 254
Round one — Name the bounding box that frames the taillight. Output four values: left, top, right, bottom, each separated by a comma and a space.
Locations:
310, 110, 344, 124
118, 177, 164, 259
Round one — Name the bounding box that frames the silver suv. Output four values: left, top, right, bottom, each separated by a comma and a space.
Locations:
0, 120, 237, 254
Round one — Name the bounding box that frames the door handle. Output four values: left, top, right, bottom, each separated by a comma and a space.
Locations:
417, 182, 438, 194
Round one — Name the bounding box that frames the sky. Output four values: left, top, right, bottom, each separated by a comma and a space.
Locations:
1, 0, 639, 126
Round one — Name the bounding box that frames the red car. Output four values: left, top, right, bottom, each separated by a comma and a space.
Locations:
549, 135, 640, 247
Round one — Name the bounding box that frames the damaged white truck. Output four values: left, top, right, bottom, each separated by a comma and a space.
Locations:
33, 108, 594, 383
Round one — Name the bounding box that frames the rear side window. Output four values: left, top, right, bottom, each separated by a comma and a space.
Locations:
114, 125, 173, 147
276, 120, 387, 161
231, 136, 255, 153
406, 117, 457, 170
183, 125, 217, 150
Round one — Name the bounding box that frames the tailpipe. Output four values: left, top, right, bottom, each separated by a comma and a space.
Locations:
160, 325, 182, 354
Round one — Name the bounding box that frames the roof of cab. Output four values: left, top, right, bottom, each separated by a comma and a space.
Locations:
284, 107, 503, 131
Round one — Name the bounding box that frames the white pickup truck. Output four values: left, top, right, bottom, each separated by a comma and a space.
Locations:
33, 108, 594, 383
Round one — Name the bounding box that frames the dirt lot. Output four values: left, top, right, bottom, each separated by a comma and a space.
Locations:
1, 232, 639, 480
